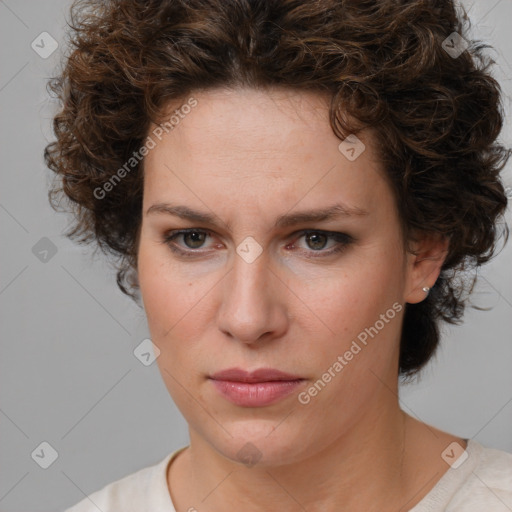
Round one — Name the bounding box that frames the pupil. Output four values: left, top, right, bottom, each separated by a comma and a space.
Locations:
185, 232, 205, 248
307, 233, 327, 250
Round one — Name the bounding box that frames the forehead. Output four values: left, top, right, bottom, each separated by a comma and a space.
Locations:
142, 87, 391, 222
147, 87, 379, 159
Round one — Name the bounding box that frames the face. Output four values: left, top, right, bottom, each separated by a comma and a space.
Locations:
137, 87, 429, 466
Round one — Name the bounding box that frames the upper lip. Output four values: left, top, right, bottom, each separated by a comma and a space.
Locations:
209, 367, 303, 383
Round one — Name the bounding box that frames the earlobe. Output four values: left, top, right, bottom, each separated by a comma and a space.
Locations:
404, 233, 449, 304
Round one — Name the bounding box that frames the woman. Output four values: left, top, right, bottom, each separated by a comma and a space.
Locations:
46, 0, 512, 510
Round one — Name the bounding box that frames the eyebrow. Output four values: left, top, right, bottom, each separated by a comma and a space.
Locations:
146, 202, 369, 229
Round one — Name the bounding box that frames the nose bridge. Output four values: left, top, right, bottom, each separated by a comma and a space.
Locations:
229, 251, 272, 316
217, 249, 285, 342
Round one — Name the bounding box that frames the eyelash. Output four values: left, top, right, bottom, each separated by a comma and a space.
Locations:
161, 228, 353, 259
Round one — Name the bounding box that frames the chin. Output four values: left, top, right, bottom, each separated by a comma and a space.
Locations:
205, 422, 313, 468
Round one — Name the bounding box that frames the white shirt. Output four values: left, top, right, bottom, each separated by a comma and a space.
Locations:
64, 439, 512, 511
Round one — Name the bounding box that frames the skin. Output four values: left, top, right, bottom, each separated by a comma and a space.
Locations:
137, 87, 465, 512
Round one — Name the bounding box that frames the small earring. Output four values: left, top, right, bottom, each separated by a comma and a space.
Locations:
422, 286, 430, 294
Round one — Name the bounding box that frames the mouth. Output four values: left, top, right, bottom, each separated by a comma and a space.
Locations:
208, 367, 305, 407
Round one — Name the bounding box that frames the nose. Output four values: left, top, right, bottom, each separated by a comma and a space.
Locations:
216, 249, 289, 344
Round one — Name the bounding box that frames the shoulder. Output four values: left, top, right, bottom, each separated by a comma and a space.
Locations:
448, 440, 512, 510
411, 439, 512, 511
62, 447, 186, 512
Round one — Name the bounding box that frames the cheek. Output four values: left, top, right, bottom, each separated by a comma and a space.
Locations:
137, 239, 221, 396
303, 253, 402, 336
297, 266, 403, 416
295, 248, 405, 392
138, 245, 207, 398
138, 240, 206, 334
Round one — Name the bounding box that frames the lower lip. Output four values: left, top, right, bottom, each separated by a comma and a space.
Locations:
210, 379, 304, 407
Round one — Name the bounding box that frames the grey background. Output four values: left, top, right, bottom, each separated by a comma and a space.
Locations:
1, 1, 511, 511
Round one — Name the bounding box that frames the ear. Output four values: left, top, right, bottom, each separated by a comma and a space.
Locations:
404, 232, 449, 304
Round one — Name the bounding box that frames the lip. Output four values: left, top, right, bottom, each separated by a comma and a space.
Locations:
210, 367, 303, 383
209, 367, 305, 407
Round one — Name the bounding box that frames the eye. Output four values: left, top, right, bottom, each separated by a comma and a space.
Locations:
161, 229, 215, 256
286, 230, 353, 257
161, 228, 353, 259
178, 230, 208, 249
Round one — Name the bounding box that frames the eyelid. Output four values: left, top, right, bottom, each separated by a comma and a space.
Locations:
291, 229, 353, 242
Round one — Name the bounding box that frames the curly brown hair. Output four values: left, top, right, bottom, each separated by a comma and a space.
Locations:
45, 0, 510, 376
